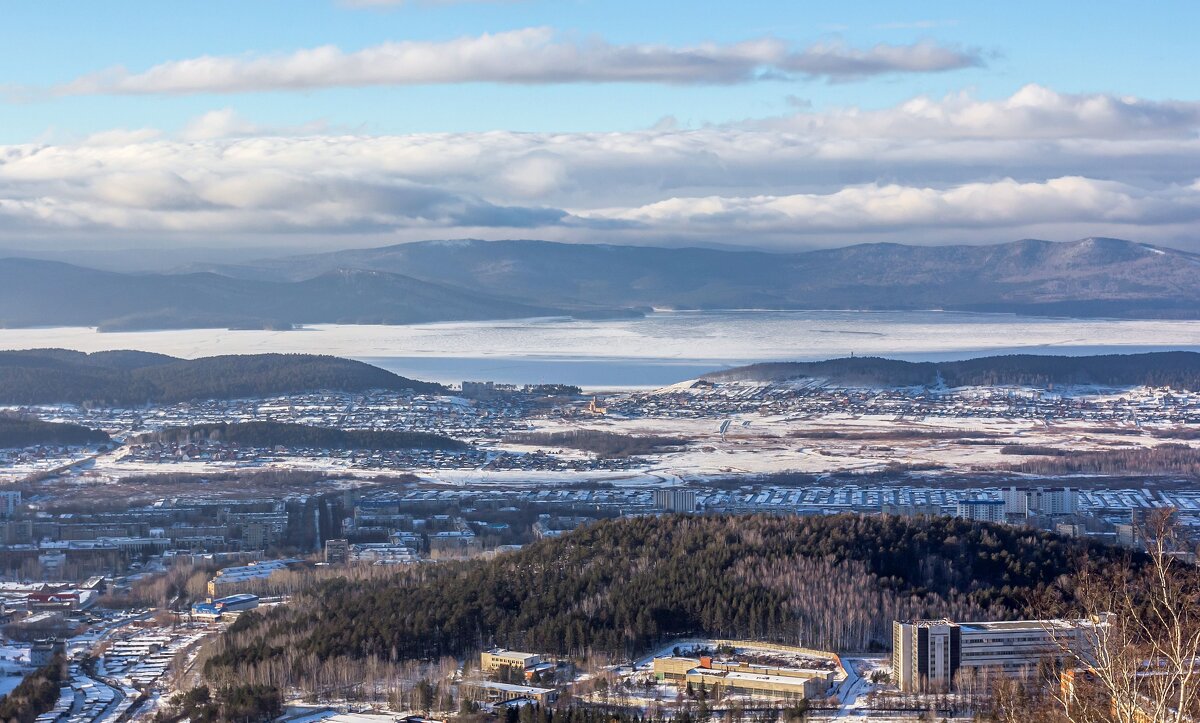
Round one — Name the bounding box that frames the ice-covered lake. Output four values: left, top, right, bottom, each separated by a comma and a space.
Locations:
4, 310, 1200, 388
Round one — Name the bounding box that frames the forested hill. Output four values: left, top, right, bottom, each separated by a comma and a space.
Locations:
204, 514, 1127, 689
0, 415, 110, 448
131, 421, 464, 451
0, 349, 443, 405
703, 351, 1200, 390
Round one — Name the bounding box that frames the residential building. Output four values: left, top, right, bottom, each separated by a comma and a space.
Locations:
0, 490, 20, 518
1002, 486, 1079, 517
29, 639, 65, 666
955, 498, 1006, 523
654, 488, 697, 513
324, 538, 350, 564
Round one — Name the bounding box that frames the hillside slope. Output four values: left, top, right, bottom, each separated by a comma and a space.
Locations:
203, 513, 1125, 690
703, 351, 1200, 389
0, 349, 442, 404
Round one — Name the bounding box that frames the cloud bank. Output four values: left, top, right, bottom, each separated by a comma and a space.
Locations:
2, 86, 1199, 249
56, 29, 982, 95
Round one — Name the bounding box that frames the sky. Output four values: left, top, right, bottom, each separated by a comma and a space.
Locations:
1, 0, 1199, 256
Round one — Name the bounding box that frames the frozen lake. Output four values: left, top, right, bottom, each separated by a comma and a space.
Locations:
4, 310, 1200, 388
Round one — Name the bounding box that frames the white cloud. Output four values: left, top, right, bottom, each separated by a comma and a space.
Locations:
749, 84, 1200, 140
3, 84, 1200, 249
581, 177, 1200, 233
55, 29, 982, 95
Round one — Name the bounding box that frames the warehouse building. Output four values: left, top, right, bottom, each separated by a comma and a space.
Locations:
893, 616, 1109, 692
191, 593, 260, 620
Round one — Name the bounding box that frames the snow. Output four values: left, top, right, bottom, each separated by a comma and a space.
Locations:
2, 310, 1200, 387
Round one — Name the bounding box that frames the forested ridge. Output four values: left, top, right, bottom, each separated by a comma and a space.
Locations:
0, 349, 442, 404
705, 351, 1200, 390
0, 656, 67, 723
203, 514, 1129, 691
0, 414, 109, 447
132, 421, 464, 451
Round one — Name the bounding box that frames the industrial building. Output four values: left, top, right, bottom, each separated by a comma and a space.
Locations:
652, 655, 835, 701
191, 593, 260, 620
893, 616, 1109, 692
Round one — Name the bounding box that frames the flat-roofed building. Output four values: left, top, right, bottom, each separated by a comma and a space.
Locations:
955, 498, 1006, 523
481, 649, 542, 673
653, 489, 697, 513
324, 538, 349, 564
460, 680, 557, 706
1002, 486, 1079, 517
653, 655, 835, 701
893, 616, 1109, 692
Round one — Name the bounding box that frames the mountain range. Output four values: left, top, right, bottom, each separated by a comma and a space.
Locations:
3, 236, 1199, 330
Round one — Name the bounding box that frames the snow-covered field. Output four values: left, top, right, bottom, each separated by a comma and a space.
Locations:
3, 310, 1200, 387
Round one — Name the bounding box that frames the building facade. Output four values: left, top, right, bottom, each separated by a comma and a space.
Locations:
1002, 486, 1079, 517
893, 617, 1107, 692
955, 498, 1006, 523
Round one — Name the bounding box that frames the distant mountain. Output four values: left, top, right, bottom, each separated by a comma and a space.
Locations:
4, 236, 1199, 327
182, 236, 1200, 319
0, 258, 564, 330
702, 351, 1200, 390
0, 350, 442, 405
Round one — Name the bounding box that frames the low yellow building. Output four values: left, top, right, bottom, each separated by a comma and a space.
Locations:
653, 655, 835, 701
481, 649, 543, 673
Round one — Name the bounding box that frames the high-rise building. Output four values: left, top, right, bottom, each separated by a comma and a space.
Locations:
653, 488, 697, 513
1002, 487, 1078, 517
324, 538, 350, 564
0, 490, 21, 518
955, 498, 1005, 523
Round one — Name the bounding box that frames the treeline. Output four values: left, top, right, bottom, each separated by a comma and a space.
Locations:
505, 430, 687, 457
704, 351, 1200, 390
0, 414, 109, 448
203, 514, 1129, 691
0, 349, 442, 405
153, 684, 281, 723
1005, 443, 1200, 476
0, 656, 67, 723
131, 421, 465, 451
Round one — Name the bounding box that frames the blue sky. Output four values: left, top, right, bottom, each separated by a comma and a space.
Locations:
1, 0, 1199, 252
4, 0, 1195, 140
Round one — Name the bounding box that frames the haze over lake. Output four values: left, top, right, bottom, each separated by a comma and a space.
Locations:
5, 310, 1200, 388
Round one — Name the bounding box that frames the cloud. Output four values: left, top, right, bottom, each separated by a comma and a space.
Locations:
55, 29, 982, 95
581, 177, 1200, 233
3, 84, 1200, 248
748, 84, 1200, 140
